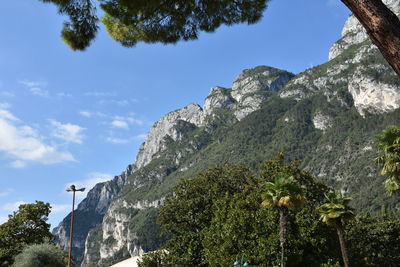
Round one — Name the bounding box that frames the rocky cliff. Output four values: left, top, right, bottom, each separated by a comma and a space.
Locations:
54, 1, 400, 266
52, 165, 132, 264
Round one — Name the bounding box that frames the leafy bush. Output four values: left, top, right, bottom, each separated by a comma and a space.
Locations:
12, 243, 67, 267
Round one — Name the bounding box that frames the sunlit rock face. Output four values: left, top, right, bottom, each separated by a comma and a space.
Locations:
329, 0, 400, 61
281, 0, 400, 117
133, 66, 294, 172
203, 86, 235, 117
231, 66, 294, 120
134, 103, 204, 169
313, 112, 333, 131
348, 66, 400, 116
52, 167, 130, 265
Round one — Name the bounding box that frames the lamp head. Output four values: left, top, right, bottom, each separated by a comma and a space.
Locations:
66, 184, 76, 192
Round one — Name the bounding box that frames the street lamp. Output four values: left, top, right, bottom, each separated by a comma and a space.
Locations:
233, 255, 250, 266
66, 185, 85, 267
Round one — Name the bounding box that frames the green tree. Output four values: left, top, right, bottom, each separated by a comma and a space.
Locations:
156, 164, 253, 266
39, 1, 400, 76
140, 155, 339, 267
261, 173, 306, 267
375, 125, 400, 195
0, 201, 53, 266
12, 242, 68, 267
346, 215, 400, 267
318, 191, 355, 267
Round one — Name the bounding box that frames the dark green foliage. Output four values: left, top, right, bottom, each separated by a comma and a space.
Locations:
139, 158, 341, 266
12, 243, 68, 267
375, 125, 400, 195
346, 215, 400, 266
128, 208, 169, 252
39, 0, 98, 50
157, 165, 253, 266
137, 250, 169, 267
0, 201, 53, 266
40, 0, 270, 50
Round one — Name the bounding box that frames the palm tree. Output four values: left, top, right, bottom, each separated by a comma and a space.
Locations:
318, 191, 355, 267
261, 173, 306, 267
375, 126, 400, 196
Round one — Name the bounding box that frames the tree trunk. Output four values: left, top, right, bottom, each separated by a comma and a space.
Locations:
335, 222, 350, 267
279, 207, 288, 267
340, 0, 400, 76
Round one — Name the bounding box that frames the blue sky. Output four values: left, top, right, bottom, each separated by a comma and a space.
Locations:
0, 0, 350, 227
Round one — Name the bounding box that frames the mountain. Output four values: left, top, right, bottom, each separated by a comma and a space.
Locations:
54, 1, 400, 266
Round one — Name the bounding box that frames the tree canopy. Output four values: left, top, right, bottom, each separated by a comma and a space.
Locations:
12, 242, 68, 267
375, 125, 400, 195
139, 156, 343, 266
40, 0, 400, 75
138, 155, 400, 267
0, 201, 53, 266
40, 0, 269, 50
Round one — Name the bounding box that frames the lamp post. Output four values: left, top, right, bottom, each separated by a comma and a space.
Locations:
66, 185, 85, 267
233, 255, 250, 266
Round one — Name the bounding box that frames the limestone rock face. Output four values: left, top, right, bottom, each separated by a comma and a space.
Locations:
81, 196, 163, 266
329, 0, 400, 60
203, 86, 235, 117
313, 112, 333, 131
134, 103, 203, 169
349, 66, 400, 115
53, 166, 132, 265
281, 0, 400, 116
231, 67, 292, 101
231, 66, 294, 120
134, 66, 294, 172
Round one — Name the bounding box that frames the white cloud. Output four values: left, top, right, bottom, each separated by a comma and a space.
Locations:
0, 109, 75, 165
2, 201, 26, 211
0, 91, 15, 97
126, 117, 144, 126
0, 102, 11, 109
106, 133, 147, 144
19, 81, 44, 87
30, 87, 49, 97
111, 116, 144, 130
134, 134, 147, 140
106, 137, 130, 144
99, 99, 130, 106
78, 110, 106, 118
51, 204, 71, 213
111, 119, 129, 129
0, 188, 14, 198
19, 81, 49, 97
84, 91, 116, 97
50, 120, 85, 144
65, 172, 113, 198
57, 92, 72, 98
0, 109, 19, 121
9, 160, 26, 168
98, 98, 140, 106
79, 110, 92, 118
